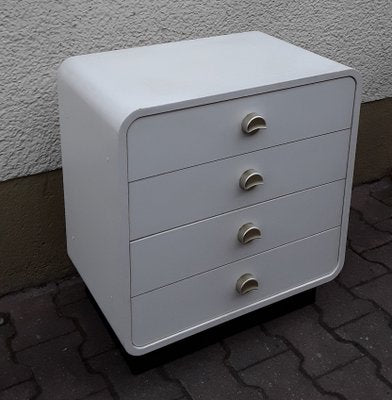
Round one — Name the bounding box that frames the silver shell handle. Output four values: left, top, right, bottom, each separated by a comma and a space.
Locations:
241, 113, 267, 135
237, 223, 262, 244
236, 273, 259, 295
239, 169, 264, 191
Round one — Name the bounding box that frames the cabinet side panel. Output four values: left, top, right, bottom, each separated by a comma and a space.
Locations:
335, 73, 362, 276
58, 73, 131, 350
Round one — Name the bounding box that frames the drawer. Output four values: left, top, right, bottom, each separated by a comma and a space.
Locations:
131, 227, 341, 346
129, 130, 349, 239
127, 77, 355, 181
131, 180, 345, 296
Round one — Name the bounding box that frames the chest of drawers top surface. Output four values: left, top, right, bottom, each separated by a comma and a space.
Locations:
58, 31, 358, 133
58, 31, 361, 355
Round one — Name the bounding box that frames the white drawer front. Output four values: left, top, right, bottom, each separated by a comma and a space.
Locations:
129, 130, 349, 239
127, 77, 354, 181
131, 180, 345, 296
131, 228, 340, 347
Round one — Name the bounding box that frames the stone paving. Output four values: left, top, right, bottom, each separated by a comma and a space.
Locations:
1, 177, 392, 400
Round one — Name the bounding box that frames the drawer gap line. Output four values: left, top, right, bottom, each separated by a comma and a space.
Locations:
130, 178, 346, 242
131, 225, 341, 298
129, 128, 352, 183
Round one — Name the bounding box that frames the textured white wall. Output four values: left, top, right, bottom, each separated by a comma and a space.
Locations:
1, 0, 391, 181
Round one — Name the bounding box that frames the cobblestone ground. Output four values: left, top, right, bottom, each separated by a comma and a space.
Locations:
1, 178, 392, 400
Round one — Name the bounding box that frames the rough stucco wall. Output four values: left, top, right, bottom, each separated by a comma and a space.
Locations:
1, 0, 391, 182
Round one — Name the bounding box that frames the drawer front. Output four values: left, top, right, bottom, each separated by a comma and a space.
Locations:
129, 130, 349, 239
131, 180, 345, 296
131, 228, 341, 346
127, 77, 355, 181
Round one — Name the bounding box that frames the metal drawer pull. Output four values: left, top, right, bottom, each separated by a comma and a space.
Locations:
239, 169, 264, 190
236, 273, 259, 295
237, 223, 262, 244
241, 113, 267, 134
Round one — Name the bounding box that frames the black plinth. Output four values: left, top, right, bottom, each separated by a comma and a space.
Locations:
88, 288, 316, 374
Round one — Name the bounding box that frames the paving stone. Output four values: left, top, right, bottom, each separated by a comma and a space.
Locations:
369, 176, 392, 191
0, 316, 32, 390
265, 306, 361, 377
354, 274, 392, 314
370, 177, 392, 206
0, 283, 61, 314
363, 242, 392, 270
351, 184, 392, 224
17, 331, 107, 400
56, 277, 86, 307
336, 311, 392, 382
224, 326, 287, 371
82, 389, 114, 399
60, 298, 115, 359
0, 380, 38, 400
375, 218, 392, 233
316, 281, 374, 328
89, 349, 183, 400
348, 211, 392, 253
165, 343, 264, 400
0, 290, 75, 352
352, 183, 371, 198
375, 194, 392, 207
318, 357, 392, 399
240, 350, 336, 400
338, 248, 387, 287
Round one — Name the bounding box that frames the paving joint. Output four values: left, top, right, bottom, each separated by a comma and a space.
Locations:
261, 324, 346, 400
220, 340, 269, 400
52, 289, 119, 400
159, 366, 194, 400
313, 302, 392, 390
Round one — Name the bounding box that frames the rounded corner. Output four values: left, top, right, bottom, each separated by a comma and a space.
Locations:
122, 340, 145, 356
120, 109, 149, 137
57, 56, 77, 79
327, 251, 347, 281
346, 69, 362, 90
248, 30, 263, 36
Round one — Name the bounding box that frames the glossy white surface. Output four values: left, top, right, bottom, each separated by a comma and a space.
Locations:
59, 32, 355, 134
58, 31, 362, 355
131, 180, 345, 295
129, 130, 350, 239
128, 78, 354, 180
132, 228, 341, 347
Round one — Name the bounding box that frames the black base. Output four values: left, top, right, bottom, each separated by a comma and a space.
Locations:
88, 288, 316, 374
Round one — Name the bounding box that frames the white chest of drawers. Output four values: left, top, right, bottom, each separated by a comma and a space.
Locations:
58, 31, 361, 355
